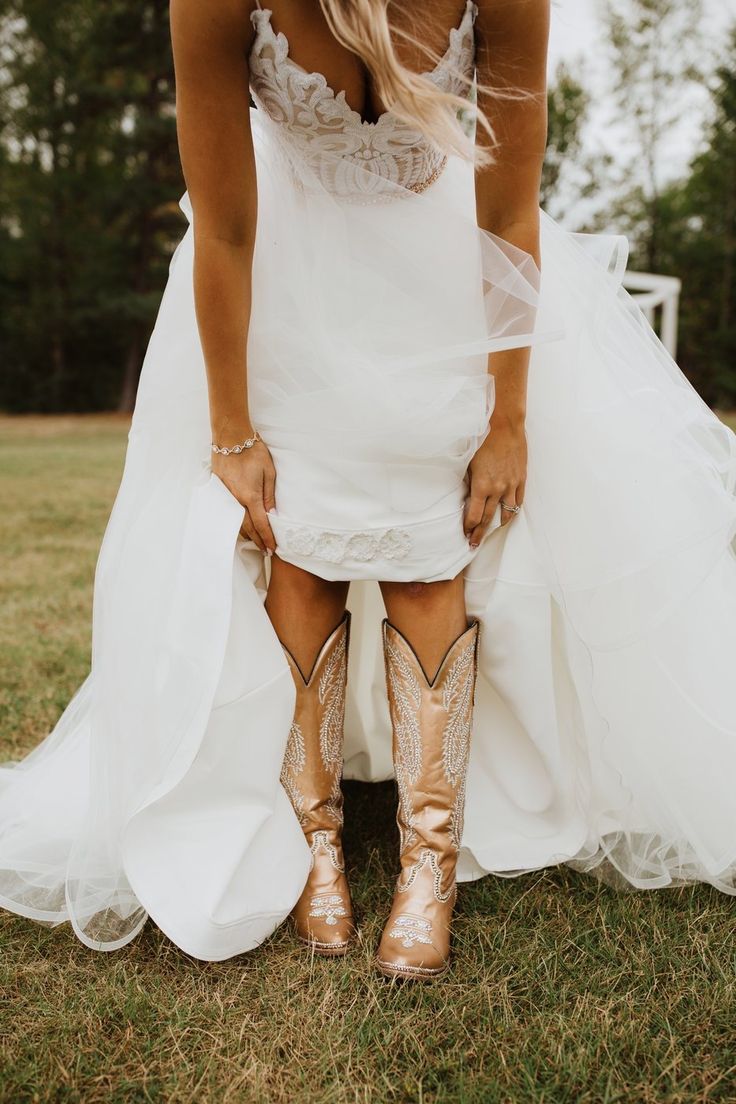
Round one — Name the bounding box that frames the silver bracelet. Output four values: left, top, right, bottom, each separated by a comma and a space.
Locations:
211, 430, 261, 456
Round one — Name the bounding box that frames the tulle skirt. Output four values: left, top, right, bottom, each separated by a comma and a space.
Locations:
1, 110, 735, 960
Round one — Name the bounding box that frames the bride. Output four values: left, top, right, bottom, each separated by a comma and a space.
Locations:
1, 0, 735, 981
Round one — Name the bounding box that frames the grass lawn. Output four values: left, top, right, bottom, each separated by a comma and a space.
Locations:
1, 414, 735, 1104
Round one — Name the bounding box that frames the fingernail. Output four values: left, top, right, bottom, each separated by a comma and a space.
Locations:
268, 508, 277, 516
469, 542, 478, 549
267, 548, 273, 557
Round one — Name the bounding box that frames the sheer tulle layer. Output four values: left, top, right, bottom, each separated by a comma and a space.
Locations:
464, 214, 736, 893
1, 120, 736, 959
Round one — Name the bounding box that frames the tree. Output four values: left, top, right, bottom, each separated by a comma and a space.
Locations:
653, 34, 736, 406
542, 62, 595, 218
602, 0, 704, 270
0, 0, 182, 413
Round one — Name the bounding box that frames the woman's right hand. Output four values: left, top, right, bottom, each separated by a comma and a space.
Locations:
212, 440, 277, 555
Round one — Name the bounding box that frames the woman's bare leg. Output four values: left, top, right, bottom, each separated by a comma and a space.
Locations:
265, 555, 350, 676
379, 575, 468, 681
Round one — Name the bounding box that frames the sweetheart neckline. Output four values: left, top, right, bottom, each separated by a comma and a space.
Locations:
250, 1, 476, 130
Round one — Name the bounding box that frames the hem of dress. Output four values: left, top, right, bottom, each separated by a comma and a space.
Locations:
270, 507, 479, 582
273, 542, 479, 583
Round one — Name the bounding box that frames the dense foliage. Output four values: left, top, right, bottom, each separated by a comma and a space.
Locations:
643, 46, 736, 406
0, 0, 182, 412
0, 1, 734, 411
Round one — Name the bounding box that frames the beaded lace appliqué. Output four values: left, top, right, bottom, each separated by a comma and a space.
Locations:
248, 3, 477, 200
282, 525, 412, 565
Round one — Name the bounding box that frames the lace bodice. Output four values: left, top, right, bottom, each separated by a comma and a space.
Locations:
248, 2, 477, 199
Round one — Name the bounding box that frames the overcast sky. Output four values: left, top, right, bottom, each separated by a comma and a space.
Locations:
548, 0, 736, 72
544, 0, 736, 218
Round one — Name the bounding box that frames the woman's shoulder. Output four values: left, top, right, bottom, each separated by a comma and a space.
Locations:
171, 0, 257, 60
474, 0, 550, 39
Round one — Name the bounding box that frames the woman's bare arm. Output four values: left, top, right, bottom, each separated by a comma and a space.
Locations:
170, 0, 276, 552
476, 0, 549, 425
465, 0, 550, 544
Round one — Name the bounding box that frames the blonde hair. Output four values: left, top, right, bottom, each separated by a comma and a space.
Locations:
317, 0, 496, 164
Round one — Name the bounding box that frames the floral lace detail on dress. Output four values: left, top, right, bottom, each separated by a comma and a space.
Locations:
249, 2, 477, 199
281, 525, 412, 565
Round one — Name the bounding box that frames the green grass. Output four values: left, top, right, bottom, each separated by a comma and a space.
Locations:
1, 414, 736, 1104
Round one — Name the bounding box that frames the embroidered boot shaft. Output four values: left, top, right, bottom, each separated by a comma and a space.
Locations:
280, 611, 356, 954
377, 618, 479, 979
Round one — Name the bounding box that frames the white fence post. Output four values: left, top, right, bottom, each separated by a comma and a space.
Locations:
622, 271, 682, 359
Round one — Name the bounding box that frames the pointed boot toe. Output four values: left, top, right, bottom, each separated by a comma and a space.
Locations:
376, 907, 451, 980
294, 890, 356, 955
376, 862, 457, 979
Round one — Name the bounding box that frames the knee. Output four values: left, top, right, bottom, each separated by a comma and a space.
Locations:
403, 581, 432, 601
384, 579, 452, 606
272, 556, 345, 605
301, 570, 340, 603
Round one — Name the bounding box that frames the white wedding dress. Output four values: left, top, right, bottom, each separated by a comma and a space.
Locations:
1, 1, 735, 960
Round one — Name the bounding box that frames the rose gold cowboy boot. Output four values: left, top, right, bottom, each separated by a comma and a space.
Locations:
376, 618, 479, 980
280, 611, 356, 955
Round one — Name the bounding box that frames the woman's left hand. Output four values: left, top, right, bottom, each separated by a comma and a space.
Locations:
464, 418, 527, 548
